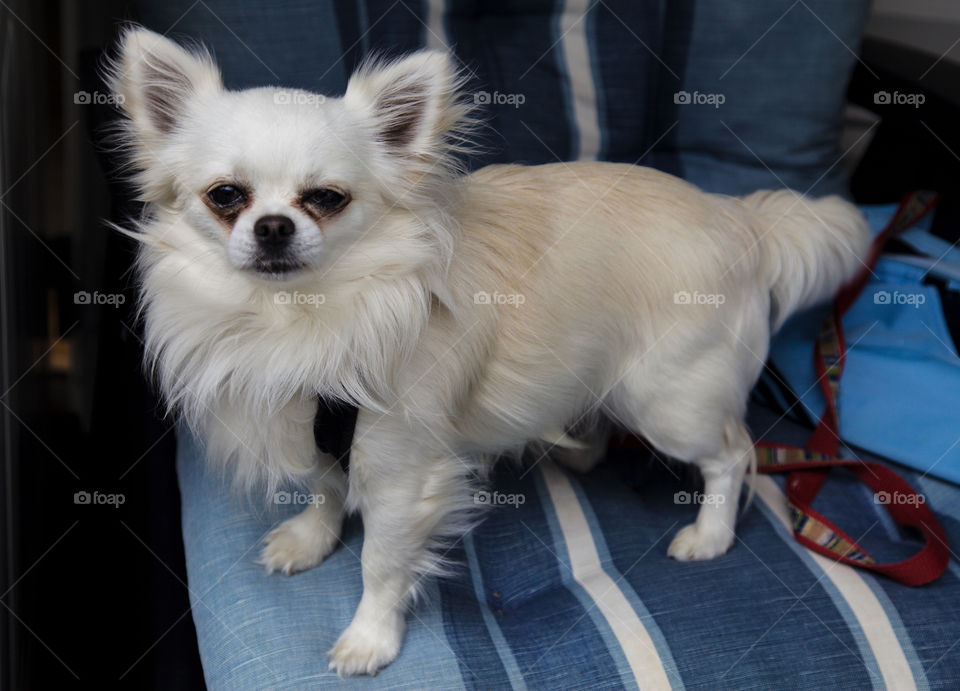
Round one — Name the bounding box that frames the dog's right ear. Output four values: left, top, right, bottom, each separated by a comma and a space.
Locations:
107, 26, 222, 145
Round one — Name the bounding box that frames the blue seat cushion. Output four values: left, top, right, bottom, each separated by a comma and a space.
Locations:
177, 402, 960, 689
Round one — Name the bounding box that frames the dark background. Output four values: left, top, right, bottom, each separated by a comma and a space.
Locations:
0, 1, 958, 688
1, 2, 203, 688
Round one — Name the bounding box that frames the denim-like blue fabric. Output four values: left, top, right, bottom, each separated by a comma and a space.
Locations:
177, 403, 960, 689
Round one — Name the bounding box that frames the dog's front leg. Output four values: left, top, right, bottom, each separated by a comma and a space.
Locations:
202, 394, 347, 574
328, 415, 465, 676
259, 451, 346, 575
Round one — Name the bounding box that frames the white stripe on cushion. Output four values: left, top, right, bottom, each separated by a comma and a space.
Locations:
754, 475, 917, 691
540, 460, 673, 690
558, 0, 600, 160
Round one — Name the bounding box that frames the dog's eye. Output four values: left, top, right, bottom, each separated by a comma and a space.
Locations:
303, 188, 348, 212
207, 184, 246, 208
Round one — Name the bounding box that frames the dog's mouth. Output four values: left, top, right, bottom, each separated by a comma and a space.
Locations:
250, 258, 306, 279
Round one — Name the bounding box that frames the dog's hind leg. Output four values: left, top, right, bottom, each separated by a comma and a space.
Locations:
548, 416, 612, 474
606, 355, 755, 561
665, 420, 753, 561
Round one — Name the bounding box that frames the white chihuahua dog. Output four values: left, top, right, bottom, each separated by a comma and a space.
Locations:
110, 28, 870, 676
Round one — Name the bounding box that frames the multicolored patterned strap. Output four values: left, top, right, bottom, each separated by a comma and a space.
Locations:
757, 190, 949, 586
806, 190, 941, 457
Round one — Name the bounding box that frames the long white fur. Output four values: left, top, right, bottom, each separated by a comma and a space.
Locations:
109, 27, 872, 676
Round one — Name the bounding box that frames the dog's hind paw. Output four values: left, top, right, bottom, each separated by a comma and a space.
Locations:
667, 522, 734, 561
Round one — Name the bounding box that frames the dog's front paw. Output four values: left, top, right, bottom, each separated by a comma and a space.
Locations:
259, 506, 341, 575
667, 522, 734, 561
328, 611, 405, 677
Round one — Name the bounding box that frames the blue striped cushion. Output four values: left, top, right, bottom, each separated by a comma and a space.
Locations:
176, 401, 960, 689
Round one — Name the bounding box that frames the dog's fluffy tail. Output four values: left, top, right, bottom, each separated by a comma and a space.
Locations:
743, 190, 871, 331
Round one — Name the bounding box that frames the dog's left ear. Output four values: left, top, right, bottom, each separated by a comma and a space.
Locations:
344, 51, 467, 161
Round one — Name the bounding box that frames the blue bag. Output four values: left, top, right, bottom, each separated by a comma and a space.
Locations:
765, 201, 960, 483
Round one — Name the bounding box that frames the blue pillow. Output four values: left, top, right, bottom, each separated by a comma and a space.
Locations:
135, 0, 665, 168
135, 1, 867, 196
648, 0, 871, 197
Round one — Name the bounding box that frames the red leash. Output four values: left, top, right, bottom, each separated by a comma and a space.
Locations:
754, 190, 948, 586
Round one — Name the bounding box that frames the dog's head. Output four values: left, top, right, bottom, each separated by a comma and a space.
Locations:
108, 27, 471, 282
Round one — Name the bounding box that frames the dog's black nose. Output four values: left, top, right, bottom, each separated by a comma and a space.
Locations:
253, 215, 295, 247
